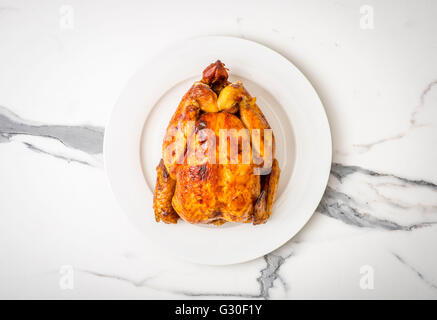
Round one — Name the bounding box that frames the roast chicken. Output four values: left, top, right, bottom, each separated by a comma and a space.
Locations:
153, 61, 280, 225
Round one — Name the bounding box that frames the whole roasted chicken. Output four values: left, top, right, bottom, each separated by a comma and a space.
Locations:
153, 61, 280, 225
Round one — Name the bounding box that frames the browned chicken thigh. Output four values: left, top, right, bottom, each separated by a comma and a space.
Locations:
153, 61, 280, 225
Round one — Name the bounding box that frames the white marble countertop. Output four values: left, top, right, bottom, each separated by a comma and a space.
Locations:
1, 0, 437, 299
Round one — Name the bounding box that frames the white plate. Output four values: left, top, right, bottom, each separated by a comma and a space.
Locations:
104, 36, 332, 265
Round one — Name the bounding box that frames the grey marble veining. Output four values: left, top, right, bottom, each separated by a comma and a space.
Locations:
1, 0, 437, 299
177, 251, 291, 299
0, 133, 9, 143
77, 268, 153, 288
76, 251, 291, 299
317, 186, 436, 230
2, 103, 436, 298
392, 253, 437, 291
351, 79, 437, 153
320, 163, 437, 230
257, 253, 289, 299
23, 141, 92, 166
330, 163, 437, 189
1, 104, 436, 231
0, 106, 104, 155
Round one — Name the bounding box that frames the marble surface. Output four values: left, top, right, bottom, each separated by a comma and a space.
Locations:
1, 0, 437, 299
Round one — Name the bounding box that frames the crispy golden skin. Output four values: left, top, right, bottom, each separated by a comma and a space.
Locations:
172, 112, 260, 224
253, 158, 280, 225
162, 82, 218, 178
218, 81, 275, 169
153, 159, 179, 223
153, 60, 280, 225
